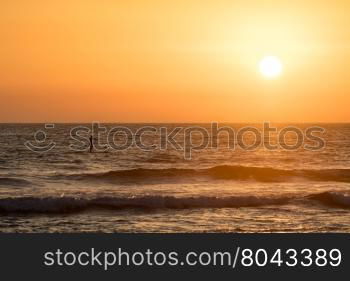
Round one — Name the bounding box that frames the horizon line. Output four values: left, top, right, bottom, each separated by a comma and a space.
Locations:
1, 121, 350, 124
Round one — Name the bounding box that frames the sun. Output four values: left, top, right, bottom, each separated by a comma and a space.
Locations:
259, 56, 283, 78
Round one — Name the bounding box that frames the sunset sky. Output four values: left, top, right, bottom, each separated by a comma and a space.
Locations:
1, 0, 349, 122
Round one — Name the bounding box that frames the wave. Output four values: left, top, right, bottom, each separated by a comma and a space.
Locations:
0, 194, 291, 213
308, 192, 350, 209
0, 177, 32, 187
53, 165, 350, 183
0, 191, 349, 214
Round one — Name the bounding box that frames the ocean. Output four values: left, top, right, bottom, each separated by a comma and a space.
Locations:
0, 123, 350, 232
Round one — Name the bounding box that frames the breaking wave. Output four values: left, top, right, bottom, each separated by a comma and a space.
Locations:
52, 165, 350, 183
0, 195, 291, 213
307, 191, 350, 208
0, 191, 349, 214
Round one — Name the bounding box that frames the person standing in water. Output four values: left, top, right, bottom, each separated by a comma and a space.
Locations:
89, 135, 93, 152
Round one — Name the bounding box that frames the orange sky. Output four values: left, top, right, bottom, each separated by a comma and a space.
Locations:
0, 0, 349, 122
